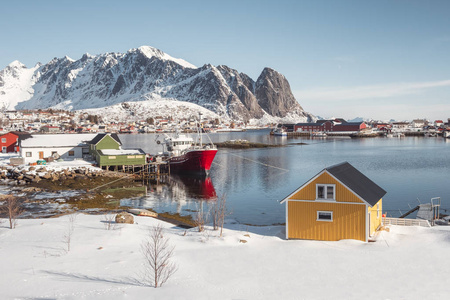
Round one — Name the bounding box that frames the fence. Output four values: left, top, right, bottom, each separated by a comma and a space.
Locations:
382, 217, 431, 228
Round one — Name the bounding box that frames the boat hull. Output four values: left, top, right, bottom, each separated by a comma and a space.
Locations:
168, 149, 218, 175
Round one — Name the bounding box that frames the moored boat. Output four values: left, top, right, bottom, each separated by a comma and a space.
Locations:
156, 114, 217, 176
270, 125, 287, 136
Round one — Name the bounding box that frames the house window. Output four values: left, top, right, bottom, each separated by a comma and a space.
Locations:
68, 151, 75, 156
51, 151, 58, 156
317, 211, 333, 222
26, 152, 32, 157
316, 184, 335, 200
1, 138, 6, 143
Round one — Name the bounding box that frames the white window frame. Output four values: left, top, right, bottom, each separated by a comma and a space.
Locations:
1, 138, 6, 143
317, 211, 333, 222
26, 152, 32, 157
316, 184, 336, 201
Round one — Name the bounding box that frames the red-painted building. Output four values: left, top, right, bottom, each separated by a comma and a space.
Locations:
294, 120, 367, 133
0, 131, 32, 153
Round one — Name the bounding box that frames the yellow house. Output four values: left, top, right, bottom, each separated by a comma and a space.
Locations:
280, 162, 386, 242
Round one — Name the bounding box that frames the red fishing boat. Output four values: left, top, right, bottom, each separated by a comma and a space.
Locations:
157, 116, 217, 176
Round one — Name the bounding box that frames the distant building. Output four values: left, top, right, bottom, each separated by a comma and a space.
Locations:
41, 125, 60, 133
20, 134, 97, 163
412, 119, 426, 128
391, 122, 409, 131
434, 120, 443, 127
294, 119, 367, 133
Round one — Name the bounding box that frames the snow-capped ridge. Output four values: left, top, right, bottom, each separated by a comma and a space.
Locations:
130, 45, 196, 69
7, 60, 26, 69
0, 46, 314, 123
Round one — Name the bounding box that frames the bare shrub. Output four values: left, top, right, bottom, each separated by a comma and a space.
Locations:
141, 224, 177, 288
194, 203, 208, 232
1, 195, 23, 229
102, 212, 117, 230
210, 194, 228, 237
63, 214, 77, 252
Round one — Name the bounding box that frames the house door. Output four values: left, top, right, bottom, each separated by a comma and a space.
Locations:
39, 151, 44, 159
2, 146, 6, 153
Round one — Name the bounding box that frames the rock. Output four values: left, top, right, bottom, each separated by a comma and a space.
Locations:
41, 173, 52, 179
115, 212, 134, 224
29, 167, 36, 171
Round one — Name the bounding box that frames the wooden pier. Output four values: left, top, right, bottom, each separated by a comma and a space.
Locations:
117, 162, 170, 182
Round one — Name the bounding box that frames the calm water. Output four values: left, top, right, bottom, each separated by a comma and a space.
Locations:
120, 131, 450, 225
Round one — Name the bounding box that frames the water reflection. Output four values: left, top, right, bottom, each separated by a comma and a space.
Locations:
121, 175, 217, 215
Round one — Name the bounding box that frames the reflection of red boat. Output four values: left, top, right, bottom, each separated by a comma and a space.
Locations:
172, 175, 217, 200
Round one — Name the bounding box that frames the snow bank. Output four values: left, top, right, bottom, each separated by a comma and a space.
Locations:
1, 214, 449, 299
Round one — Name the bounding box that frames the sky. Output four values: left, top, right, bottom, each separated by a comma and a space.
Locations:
1, 0, 449, 121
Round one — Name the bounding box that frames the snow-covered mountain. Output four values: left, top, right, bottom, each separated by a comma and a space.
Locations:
0, 46, 315, 123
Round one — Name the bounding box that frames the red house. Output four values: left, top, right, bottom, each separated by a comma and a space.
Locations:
0, 131, 32, 153
294, 119, 367, 133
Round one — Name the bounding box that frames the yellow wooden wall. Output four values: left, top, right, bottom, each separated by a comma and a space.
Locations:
287, 201, 366, 241
368, 199, 382, 235
290, 172, 364, 204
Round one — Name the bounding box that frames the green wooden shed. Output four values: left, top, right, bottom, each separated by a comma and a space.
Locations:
88, 133, 146, 167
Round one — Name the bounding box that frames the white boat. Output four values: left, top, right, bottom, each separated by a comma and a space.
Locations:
310, 131, 327, 138
271, 125, 287, 136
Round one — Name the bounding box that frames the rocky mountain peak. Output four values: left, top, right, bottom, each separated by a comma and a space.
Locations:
0, 46, 314, 123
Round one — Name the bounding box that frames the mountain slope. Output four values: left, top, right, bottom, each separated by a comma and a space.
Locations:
0, 46, 315, 123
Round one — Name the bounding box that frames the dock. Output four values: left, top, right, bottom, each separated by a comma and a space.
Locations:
120, 162, 170, 182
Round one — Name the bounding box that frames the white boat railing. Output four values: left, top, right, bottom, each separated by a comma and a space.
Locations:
382, 217, 431, 227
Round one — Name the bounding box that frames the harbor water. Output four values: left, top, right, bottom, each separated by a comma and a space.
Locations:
120, 130, 450, 225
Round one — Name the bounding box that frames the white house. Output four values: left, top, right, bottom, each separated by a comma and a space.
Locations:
20, 134, 97, 163
412, 119, 426, 129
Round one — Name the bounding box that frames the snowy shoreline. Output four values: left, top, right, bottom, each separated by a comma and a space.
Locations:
1, 214, 450, 299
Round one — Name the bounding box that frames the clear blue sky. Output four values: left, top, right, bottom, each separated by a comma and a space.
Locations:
1, 0, 449, 121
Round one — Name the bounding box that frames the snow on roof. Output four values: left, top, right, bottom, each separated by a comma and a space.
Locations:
100, 149, 144, 155
21, 134, 98, 148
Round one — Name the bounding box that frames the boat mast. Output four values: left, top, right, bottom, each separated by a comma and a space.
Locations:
198, 112, 203, 147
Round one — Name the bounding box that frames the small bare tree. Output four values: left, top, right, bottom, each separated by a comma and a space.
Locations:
1, 195, 23, 229
63, 214, 77, 252
194, 205, 207, 232
210, 194, 228, 237
141, 224, 177, 288
102, 212, 117, 230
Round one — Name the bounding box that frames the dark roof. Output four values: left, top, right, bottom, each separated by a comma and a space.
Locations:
0, 131, 32, 140
88, 133, 122, 145
295, 122, 322, 126
326, 162, 386, 206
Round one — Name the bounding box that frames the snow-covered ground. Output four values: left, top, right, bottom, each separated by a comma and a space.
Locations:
1, 214, 449, 299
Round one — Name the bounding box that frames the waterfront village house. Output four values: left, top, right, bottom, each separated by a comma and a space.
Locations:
280, 162, 387, 242
88, 133, 146, 168
0, 131, 31, 153
412, 119, 426, 129
40, 125, 61, 133
20, 134, 97, 164
293, 120, 367, 133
